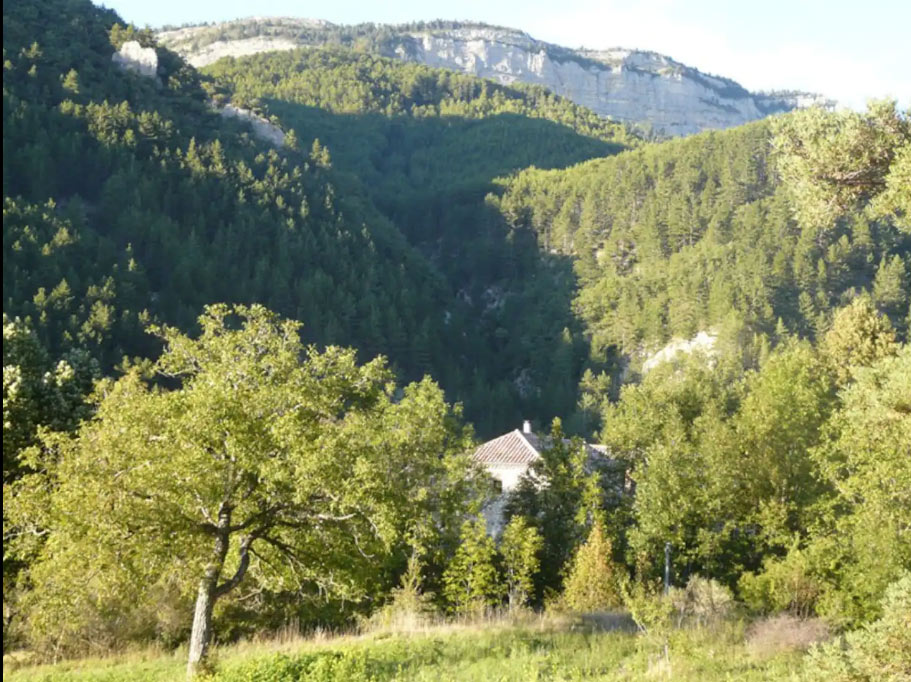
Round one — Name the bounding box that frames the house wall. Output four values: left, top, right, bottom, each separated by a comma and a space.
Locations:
482, 463, 532, 536
487, 463, 530, 492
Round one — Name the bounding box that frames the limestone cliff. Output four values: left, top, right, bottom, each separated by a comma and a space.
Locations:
157, 19, 831, 136
112, 40, 159, 79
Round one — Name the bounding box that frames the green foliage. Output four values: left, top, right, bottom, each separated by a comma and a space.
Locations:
2, 0, 639, 442
505, 419, 621, 596
5, 0, 910, 659
201, 46, 638, 436
442, 519, 502, 614
821, 297, 900, 384
620, 579, 675, 636
493, 118, 910, 359
740, 545, 823, 618
731, 340, 835, 548
2, 314, 97, 480
873, 141, 911, 231
5, 304, 477, 658
804, 573, 911, 682
604, 340, 837, 587
772, 100, 911, 232
498, 517, 543, 609
562, 521, 622, 612
807, 345, 911, 625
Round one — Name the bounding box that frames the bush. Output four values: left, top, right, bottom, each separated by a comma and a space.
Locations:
746, 615, 829, 655
739, 545, 821, 617
672, 575, 734, 626
620, 578, 675, 637
365, 554, 436, 632
804, 572, 911, 682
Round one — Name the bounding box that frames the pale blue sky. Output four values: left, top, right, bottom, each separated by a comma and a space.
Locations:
96, 0, 909, 110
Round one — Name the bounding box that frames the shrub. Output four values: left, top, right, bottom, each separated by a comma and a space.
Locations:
746, 615, 830, 655
739, 545, 821, 617
620, 578, 675, 637
672, 575, 734, 626
804, 572, 911, 682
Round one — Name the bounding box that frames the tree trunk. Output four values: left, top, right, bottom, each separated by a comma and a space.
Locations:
186, 573, 218, 679
186, 510, 231, 680
186, 511, 256, 679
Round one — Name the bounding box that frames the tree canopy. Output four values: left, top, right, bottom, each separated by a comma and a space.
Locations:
6, 304, 479, 672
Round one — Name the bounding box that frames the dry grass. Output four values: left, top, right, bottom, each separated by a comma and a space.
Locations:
745, 614, 830, 656
5, 611, 814, 682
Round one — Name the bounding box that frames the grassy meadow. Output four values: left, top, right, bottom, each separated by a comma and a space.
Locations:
4, 612, 821, 682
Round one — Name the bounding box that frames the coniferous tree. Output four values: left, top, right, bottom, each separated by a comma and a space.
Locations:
499, 517, 543, 609
562, 521, 622, 612
442, 519, 502, 614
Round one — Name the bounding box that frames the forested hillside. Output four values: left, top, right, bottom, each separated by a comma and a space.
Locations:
2, 0, 636, 443
202, 48, 641, 433
4, 0, 911, 675
494, 121, 910, 367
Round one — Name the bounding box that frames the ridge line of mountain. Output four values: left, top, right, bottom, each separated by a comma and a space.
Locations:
156, 16, 834, 136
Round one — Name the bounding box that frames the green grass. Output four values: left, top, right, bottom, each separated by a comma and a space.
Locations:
5, 616, 812, 681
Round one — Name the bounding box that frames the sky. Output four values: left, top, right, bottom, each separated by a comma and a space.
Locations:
96, 0, 910, 111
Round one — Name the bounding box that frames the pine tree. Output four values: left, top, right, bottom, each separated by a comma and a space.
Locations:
443, 519, 502, 614
499, 517, 543, 609
562, 520, 621, 612
61, 69, 79, 94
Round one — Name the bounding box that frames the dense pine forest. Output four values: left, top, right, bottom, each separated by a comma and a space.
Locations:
3, 0, 910, 680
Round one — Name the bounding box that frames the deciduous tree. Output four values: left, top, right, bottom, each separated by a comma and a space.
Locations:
6, 304, 476, 677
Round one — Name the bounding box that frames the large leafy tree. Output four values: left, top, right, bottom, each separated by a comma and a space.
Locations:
772, 100, 911, 232
5, 304, 477, 676
810, 345, 911, 623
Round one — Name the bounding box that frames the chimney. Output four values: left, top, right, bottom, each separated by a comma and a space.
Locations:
522, 420, 532, 434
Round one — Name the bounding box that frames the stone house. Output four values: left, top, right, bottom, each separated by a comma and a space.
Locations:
472, 420, 615, 535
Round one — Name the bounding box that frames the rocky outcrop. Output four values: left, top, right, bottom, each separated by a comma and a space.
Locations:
112, 40, 159, 79
169, 36, 300, 69
217, 104, 285, 146
390, 28, 831, 135
642, 331, 717, 373
158, 19, 832, 136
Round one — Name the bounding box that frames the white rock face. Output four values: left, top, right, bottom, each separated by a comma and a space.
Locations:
158, 20, 831, 136
399, 29, 815, 135
174, 37, 300, 68
642, 330, 717, 373
157, 17, 328, 67
112, 41, 159, 79
218, 104, 285, 146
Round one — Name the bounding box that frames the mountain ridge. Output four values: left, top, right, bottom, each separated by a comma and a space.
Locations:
157, 17, 833, 136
